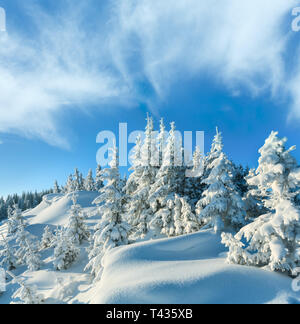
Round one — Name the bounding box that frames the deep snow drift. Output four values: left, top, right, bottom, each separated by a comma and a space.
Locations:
89, 231, 298, 304
0, 192, 299, 304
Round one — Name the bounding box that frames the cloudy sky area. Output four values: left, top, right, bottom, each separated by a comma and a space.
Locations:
0, 0, 300, 195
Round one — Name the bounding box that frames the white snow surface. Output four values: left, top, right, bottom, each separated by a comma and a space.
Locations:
0, 192, 299, 304
24, 192, 99, 227
89, 231, 298, 304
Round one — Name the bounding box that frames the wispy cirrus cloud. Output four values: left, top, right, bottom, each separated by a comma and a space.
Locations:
110, 0, 296, 98
0, 1, 126, 148
0, 0, 299, 148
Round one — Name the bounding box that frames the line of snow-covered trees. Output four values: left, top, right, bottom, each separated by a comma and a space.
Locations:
0, 190, 53, 221
87, 116, 300, 278
54, 166, 103, 194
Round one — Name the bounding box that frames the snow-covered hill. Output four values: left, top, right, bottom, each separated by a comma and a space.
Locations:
88, 231, 298, 304
0, 191, 299, 304
24, 192, 99, 227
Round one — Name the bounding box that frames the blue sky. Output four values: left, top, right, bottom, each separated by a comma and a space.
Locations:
0, 0, 300, 196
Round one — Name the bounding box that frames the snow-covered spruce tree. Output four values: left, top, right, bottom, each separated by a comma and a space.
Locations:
7, 204, 25, 235
180, 196, 201, 234
123, 136, 147, 240
0, 237, 17, 270
53, 180, 60, 194
243, 168, 269, 222
15, 225, 42, 271
222, 132, 300, 274
85, 169, 95, 191
149, 122, 187, 238
123, 116, 160, 241
232, 164, 249, 196
11, 276, 44, 304
53, 227, 80, 271
150, 194, 200, 237
65, 174, 75, 193
158, 118, 167, 168
125, 135, 143, 196
66, 195, 90, 245
185, 146, 204, 207
86, 146, 130, 281
40, 226, 54, 250
196, 150, 246, 233
202, 127, 224, 181
124, 134, 154, 240
73, 168, 81, 191
25, 243, 43, 272
95, 165, 104, 191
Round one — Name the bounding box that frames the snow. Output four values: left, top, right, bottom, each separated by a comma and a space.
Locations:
24, 192, 99, 227
0, 191, 299, 304
89, 230, 298, 304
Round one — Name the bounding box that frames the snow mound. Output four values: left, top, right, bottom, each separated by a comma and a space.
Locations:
24, 191, 99, 227
90, 230, 297, 304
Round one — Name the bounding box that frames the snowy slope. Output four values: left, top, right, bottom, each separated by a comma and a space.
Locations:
0, 193, 299, 304
24, 192, 99, 227
0, 191, 100, 304
88, 230, 299, 304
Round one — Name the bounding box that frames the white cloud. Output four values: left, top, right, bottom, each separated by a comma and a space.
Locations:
0, 0, 299, 147
0, 1, 126, 148
111, 0, 297, 96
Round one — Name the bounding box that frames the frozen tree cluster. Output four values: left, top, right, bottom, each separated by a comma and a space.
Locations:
60, 165, 104, 194
87, 117, 300, 278
222, 132, 300, 274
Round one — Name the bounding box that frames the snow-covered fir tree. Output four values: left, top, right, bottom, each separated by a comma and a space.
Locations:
73, 168, 82, 191
222, 131, 300, 274
65, 174, 75, 193
95, 165, 104, 191
124, 135, 153, 240
53, 227, 80, 271
185, 146, 204, 207
25, 243, 43, 272
66, 195, 90, 245
123, 116, 160, 240
158, 118, 167, 167
141, 114, 158, 168
233, 164, 249, 196
243, 168, 269, 222
15, 225, 42, 271
196, 147, 246, 232
125, 135, 143, 196
86, 145, 130, 281
84, 169, 95, 191
149, 194, 200, 237
202, 127, 224, 180
180, 196, 201, 234
40, 226, 54, 250
0, 237, 17, 270
7, 204, 25, 235
79, 172, 85, 191
10, 274, 44, 304
53, 180, 60, 194
149, 122, 187, 238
